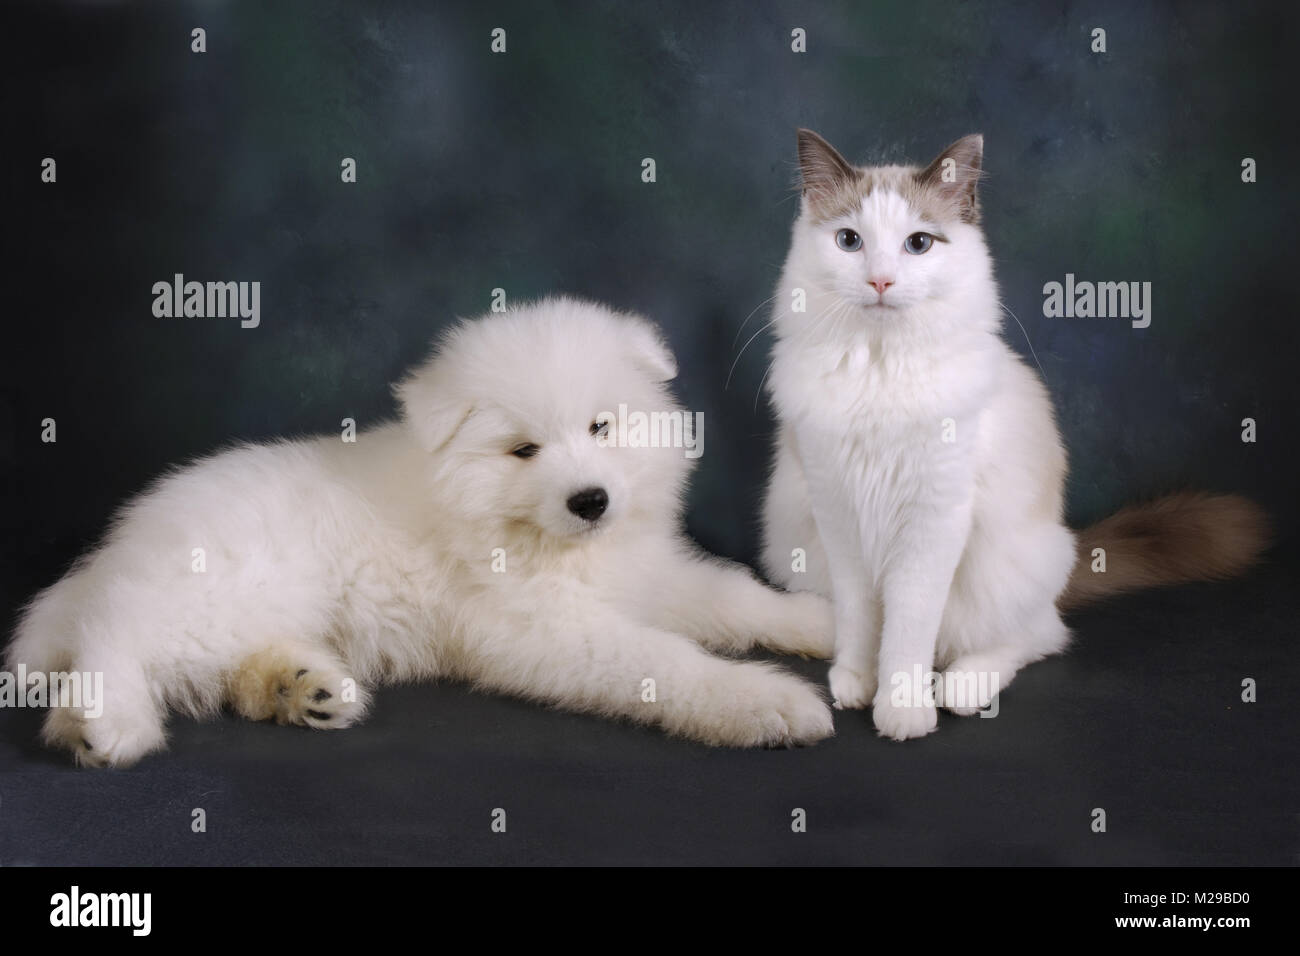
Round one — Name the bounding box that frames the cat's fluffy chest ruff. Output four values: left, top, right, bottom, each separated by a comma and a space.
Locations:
773, 334, 990, 558
771, 327, 997, 426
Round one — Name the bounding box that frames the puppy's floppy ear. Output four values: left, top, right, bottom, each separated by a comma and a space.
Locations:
624, 317, 678, 383
394, 360, 474, 453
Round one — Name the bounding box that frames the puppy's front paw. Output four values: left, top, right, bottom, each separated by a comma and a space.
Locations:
763, 677, 836, 746
746, 682, 835, 748
698, 666, 834, 748
871, 693, 938, 742
759, 591, 836, 660
828, 662, 876, 710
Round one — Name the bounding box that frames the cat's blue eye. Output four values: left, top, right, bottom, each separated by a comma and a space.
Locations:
903, 232, 934, 255
835, 228, 862, 252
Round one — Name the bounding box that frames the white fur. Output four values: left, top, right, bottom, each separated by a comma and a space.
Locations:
761, 176, 1076, 739
10, 297, 835, 766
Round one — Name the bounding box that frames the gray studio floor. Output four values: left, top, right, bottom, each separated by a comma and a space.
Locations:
1, 550, 1295, 866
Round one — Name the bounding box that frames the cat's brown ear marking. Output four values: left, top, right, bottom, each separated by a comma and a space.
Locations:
916, 134, 984, 224
797, 129, 857, 216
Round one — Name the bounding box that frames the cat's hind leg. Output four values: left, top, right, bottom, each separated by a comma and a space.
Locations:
759, 424, 832, 597
937, 604, 1069, 716
935, 514, 1074, 716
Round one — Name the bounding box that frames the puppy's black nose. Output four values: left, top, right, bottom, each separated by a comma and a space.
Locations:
566, 487, 609, 521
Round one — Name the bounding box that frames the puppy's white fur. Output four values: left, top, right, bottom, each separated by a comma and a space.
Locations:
10, 297, 834, 767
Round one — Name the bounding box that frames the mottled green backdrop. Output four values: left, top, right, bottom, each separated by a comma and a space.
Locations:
5, 0, 1296, 605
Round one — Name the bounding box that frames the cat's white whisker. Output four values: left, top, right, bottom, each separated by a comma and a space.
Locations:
724, 316, 779, 390
730, 290, 782, 350
999, 300, 1048, 384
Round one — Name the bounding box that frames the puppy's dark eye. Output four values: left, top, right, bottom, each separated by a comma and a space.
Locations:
590, 420, 610, 438
835, 228, 862, 251
510, 443, 540, 459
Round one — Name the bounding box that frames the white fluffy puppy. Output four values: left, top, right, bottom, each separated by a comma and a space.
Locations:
9, 297, 835, 767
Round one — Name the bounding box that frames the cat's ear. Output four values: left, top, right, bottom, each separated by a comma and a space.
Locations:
797, 128, 856, 214
916, 134, 984, 223
624, 317, 678, 383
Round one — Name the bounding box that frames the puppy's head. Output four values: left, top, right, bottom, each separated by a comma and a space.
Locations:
396, 297, 692, 545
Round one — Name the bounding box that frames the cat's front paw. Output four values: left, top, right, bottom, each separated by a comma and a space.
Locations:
828, 662, 876, 710
871, 693, 938, 741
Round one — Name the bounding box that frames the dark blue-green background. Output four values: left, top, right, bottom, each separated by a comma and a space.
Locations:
5, 0, 1296, 598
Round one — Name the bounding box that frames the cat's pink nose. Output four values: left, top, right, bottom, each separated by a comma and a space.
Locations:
869, 279, 894, 295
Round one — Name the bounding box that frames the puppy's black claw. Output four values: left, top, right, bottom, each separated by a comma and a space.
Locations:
81, 738, 93, 751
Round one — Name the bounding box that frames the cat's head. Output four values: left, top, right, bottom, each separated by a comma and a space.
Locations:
781, 130, 997, 338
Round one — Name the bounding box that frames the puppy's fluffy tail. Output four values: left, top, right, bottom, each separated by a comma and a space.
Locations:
1058, 492, 1271, 612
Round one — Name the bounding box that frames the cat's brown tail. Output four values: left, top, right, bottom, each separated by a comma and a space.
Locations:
1058, 492, 1271, 612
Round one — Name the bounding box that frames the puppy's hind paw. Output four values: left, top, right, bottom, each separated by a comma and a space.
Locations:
279, 666, 369, 729
44, 706, 166, 769
229, 651, 369, 730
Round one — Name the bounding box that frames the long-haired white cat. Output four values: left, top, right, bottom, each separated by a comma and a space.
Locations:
760, 129, 1268, 740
